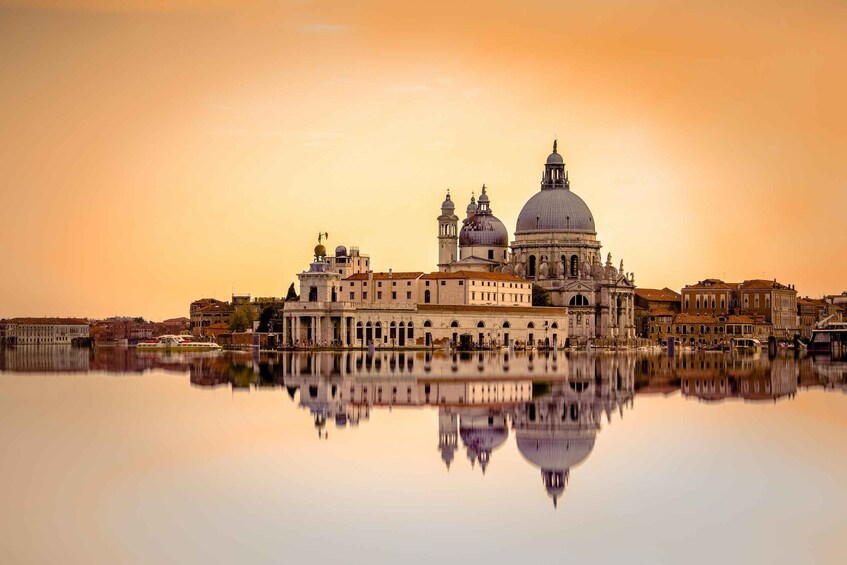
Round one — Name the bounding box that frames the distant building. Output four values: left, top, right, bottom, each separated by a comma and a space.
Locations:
3, 318, 89, 345
680, 278, 798, 340
824, 292, 847, 321
634, 288, 681, 340
190, 298, 234, 337
797, 297, 827, 339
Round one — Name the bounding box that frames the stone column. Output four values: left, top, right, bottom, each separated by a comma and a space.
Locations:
340, 316, 347, 347
315, 316, 322, 345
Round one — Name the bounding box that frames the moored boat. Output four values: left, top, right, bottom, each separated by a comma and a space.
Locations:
136, 335, 222, 352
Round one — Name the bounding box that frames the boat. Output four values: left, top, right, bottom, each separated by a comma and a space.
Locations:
136, 335, 222, 352
730, 338, 762, 353
808, 316, 847, 356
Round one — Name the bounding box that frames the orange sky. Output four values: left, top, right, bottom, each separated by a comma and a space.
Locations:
1, 0, 845, 320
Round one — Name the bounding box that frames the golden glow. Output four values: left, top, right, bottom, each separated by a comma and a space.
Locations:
1, 1, 845, 319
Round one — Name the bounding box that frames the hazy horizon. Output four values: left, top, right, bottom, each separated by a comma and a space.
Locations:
2, 0, 846, 321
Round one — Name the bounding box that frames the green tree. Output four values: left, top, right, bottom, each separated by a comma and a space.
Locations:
532, 284, 553, 307
229, 304, 258, 332
257, 306, 275, 333
285, 282, 299, 302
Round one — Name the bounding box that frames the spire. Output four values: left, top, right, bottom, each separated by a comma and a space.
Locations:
553, 139, 558, 153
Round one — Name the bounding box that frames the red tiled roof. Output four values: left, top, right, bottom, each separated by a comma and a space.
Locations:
8, 317, 88, 325
344, 272, 424, 281
673, 314, 719, 324
635, 288, 681, 302
195, 303, 233, 314
421, 270, 526, 282
682, 279, 736, 290
740, 279, 791, 290
726, 315, 755, 324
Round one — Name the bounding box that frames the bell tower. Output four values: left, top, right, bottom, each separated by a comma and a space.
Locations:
437, 190, 458, 271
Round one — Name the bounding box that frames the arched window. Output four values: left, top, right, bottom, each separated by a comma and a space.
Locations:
450, 320, 459, 328
375, 321, 382, 339
570, 255, 579, 277
424, 289, 431, 304
356, 321, 363, 340
390, 321, 397, 339
502, 321, 510, 329
569, 294, 589, 306
551, 322, 558, 329
407, 321, 414, 339
527, 322, 535, 329
528, 255, 537, 277
477, 321, 485, 328
423, 320, 432, 328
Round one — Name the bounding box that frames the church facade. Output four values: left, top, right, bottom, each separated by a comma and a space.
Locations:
439, 142, 637, 342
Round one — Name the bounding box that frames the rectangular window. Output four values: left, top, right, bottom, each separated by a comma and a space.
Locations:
459, 281, 464, 286
441, 281, 446, 286
363, 292, 367, 299
392, 292, 397, 300
350, 292, 355, 300
377, 292, 382, 299
406, 292, 412, 300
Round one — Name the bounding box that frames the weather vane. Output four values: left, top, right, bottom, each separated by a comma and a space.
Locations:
317, 232, 328, 244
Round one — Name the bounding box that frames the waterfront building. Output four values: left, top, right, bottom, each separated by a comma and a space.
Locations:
282, 241, 567, 349
190, 298, 234, 337
436, 142, 636, 342
680, 278, 798, 340
797, 297, 827, 339
634, 288, 682, 340
2, 318, 89, 345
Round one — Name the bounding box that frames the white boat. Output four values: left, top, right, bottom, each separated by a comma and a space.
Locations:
136, 335, 222, 352
731, 338, 762, 353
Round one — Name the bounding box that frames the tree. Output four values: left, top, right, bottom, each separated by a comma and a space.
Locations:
257, 306, 275, 333
229, 304, 258, 332
532, 284, 553, 307
285, 282, 299, 302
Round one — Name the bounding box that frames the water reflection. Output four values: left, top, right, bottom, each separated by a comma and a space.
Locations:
4, 346, 846, 509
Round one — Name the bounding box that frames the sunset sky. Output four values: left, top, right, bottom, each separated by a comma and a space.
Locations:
1, 0, 845, 321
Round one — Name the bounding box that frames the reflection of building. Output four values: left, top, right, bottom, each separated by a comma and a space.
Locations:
0, 345, 90, 372
282, 351, 635, 507
678, 355, 798, 402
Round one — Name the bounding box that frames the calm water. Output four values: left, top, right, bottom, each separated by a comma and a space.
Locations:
1, 347, 846, 564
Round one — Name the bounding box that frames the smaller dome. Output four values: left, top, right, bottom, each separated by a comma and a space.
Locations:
314, 244, 327, 258
477, 185, 490, 205
546, 151, 564, 165
335, 245, 347, 257
466, 195, 478, 215
441, 192, 455, 210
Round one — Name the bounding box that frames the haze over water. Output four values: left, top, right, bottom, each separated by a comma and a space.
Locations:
2, 348, 846, 564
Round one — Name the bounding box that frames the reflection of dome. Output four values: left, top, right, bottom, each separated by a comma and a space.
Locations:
335, 245, 347, 257
516, 431, 595, 507
460, 214, 509, 247
460, 414, 509, 473
515, 190, 595, 235
516, 435, 595, 470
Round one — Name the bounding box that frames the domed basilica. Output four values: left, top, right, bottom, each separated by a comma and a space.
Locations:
438, 142, 636, 342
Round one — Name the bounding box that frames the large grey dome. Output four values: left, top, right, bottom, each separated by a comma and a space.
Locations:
515, 189, 596, 235
460, 214, 509, 247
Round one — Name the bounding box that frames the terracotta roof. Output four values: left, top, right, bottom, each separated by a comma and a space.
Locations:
797, 297, 825, 306
726, 315, 755, 324
195, 303, 233, 314
421, 270, 526, 282
740, 279, 791, 290
635, 288, 681, 302
8, 317, 88, 325
683, 279, 736, 290
344, 272, 424, 281
673, 314, 719, 324
648, 309, 676, 317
